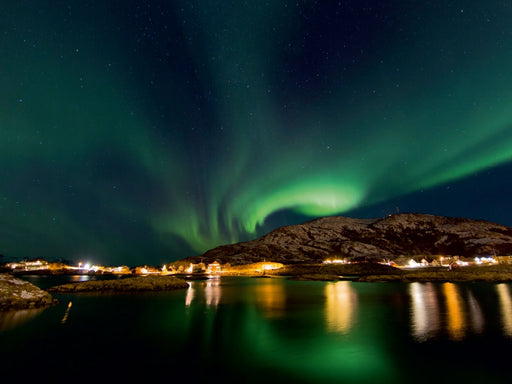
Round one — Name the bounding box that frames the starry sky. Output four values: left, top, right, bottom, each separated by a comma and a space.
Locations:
2, 1, 512, 267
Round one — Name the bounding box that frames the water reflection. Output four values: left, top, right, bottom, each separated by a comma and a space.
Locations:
255, 279, 286, 318
467, 291, 484, 334
61, 301, 73, 324
0, 307, 46, 331
185, 278, 222, 308
410, 282, 440, 341
205, 278, 221, 307
410, 282, 487, 341
325, 281, 357, 334
185, 282, 195, 307
69, 275, 92, 282
496, 284, 512, 336
444, 283, 465, 340
4, 277, 512, 383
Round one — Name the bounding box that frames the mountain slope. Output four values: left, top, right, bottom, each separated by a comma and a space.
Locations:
184, 213, 512, 265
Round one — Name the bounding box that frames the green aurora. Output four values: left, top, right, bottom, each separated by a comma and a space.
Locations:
2, 1, 512, 265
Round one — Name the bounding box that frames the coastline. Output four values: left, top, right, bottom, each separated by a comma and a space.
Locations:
0, 274, 59, 311
46, 275, 190, 293
169, 263, 512, 283
357, 268, 512, 283
4, 263, 512, 302
2, 265, 511, 311
280, 263, 512, 283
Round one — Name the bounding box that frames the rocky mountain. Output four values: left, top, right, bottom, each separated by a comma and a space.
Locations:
184, 213, 512, 265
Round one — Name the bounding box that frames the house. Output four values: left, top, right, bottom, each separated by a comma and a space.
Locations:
206, 261, 222, 274
496, 256, 512, 264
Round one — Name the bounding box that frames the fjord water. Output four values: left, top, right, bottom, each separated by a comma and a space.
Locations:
1, 276, 512, 383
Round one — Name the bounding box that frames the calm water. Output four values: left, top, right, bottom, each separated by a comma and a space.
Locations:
1, 275, 512, 383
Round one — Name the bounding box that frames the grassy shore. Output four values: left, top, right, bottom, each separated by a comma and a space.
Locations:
273, 263, 512, 282
358, 264, 512, 282
47, 275, 189, 293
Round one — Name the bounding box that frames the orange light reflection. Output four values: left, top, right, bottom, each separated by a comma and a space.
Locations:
443, 283, 465, 341
255, 280, 286, 318
496, 284, 512, 337
325, 281, 357, 334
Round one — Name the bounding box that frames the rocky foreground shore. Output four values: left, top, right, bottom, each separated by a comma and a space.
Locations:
0, 274, 58, 310
47, 275, 190, 293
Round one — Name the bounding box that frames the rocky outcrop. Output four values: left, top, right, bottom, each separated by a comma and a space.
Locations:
0, 273, 58, 310
184, 213, 512, 265
47, 275, 189, 293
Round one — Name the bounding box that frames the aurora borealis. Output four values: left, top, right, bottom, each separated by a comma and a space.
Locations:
2, 1, 512, 266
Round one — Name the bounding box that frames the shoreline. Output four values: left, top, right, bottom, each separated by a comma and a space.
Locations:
46, 275, 190, 293
3, 267, 511, 311
0, 274, 59, 311
8, 263, 512, 289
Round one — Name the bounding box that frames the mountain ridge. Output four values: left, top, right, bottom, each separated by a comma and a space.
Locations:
183, 213, 512, 265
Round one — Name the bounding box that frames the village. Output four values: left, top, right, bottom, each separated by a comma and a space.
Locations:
0, 258, 285, 277
1, 253, 509, 277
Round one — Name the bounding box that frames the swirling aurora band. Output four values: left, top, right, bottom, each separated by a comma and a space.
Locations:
2, 1, 512, 265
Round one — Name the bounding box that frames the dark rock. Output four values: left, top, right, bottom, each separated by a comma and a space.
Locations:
0, 273, 58, 310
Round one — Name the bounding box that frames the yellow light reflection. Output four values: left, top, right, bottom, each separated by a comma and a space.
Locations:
325, 281, 357, 334
205, 279, 221, 307
409, 282, 440, 341
255, 280, 286, 318
443, 283, 465, 340
0, 307, 46, 331
467, 291, 484, 334
70, 275, 90, 282
185, 282, 195, 307
496, 284, 512, 337
61, 301, 72, 324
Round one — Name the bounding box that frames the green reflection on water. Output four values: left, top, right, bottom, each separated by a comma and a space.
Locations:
165, 278, 399, 383
6, 276, 512, 383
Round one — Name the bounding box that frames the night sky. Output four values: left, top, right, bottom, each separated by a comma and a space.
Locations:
2, 1, 512, 267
